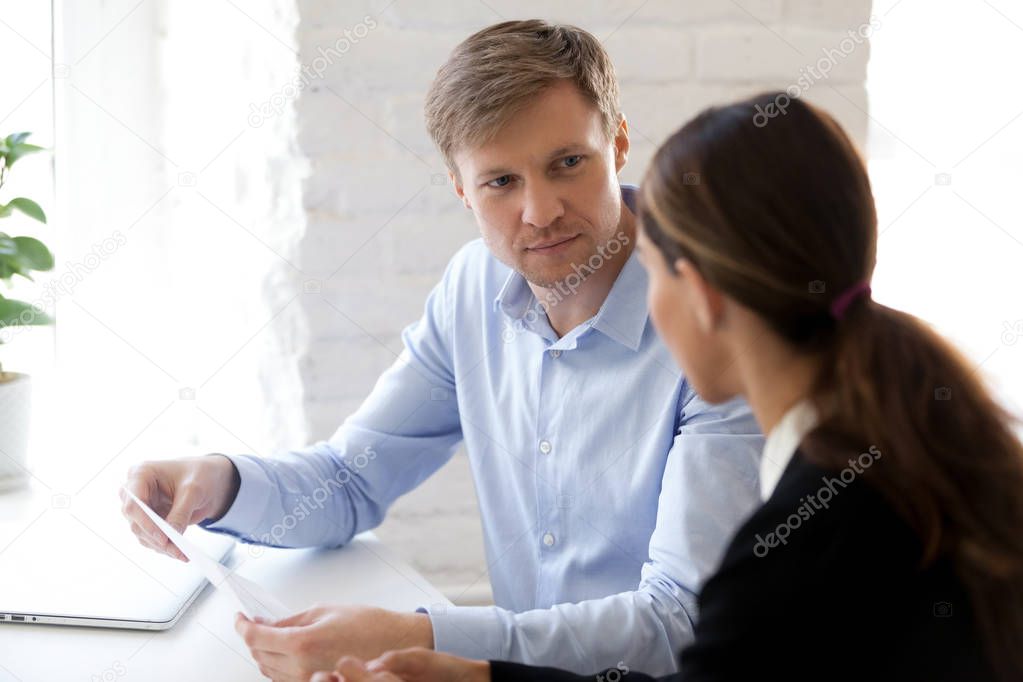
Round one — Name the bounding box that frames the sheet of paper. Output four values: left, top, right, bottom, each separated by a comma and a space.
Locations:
124, 488, 292, 621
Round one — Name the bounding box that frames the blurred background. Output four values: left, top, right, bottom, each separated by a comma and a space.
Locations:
0, 0, 1020, 605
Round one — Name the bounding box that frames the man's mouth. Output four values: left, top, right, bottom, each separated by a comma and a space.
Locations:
526, 234, 580, 252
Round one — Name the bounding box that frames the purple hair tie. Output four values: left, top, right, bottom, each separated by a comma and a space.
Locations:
830, 282, 871, 320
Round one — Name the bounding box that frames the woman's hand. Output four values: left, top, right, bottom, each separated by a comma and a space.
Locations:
310, 648, 490, 682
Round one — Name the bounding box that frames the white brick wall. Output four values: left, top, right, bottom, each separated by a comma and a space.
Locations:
45, 0, 872, 605
288, 0, 874, 604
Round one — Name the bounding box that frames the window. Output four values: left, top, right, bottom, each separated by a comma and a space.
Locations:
868, 0, 1023, 415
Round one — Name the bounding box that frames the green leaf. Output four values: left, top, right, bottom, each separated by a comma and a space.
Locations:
6, 198, 46, 223
2, 143, 44, 168
5, 133, 31, 147
0, 256, 33, 283
12, 236, 54, 271
0, 297, 52, 327
0, 236, 47, 281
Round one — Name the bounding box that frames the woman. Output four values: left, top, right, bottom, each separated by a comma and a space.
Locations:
312, 92, 1023, 681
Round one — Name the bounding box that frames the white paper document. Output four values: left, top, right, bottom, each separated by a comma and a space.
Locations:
124, 489, 292, 621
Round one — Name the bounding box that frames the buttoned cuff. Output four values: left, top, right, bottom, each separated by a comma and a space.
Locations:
424, 603, 508, 661
199, 454, 274, 542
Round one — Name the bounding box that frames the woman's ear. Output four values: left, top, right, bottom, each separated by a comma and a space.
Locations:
675, 258, 724, 333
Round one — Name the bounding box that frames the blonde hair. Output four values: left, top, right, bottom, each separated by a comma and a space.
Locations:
424, 19, 621, 178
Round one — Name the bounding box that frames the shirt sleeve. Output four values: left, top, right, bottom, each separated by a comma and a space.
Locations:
199, 253, 465, 549
425, 387, 763, 676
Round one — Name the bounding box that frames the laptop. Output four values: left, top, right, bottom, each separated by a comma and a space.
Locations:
0, 500, 236, 630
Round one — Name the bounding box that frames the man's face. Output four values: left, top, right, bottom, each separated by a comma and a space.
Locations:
451, 80, 629, 288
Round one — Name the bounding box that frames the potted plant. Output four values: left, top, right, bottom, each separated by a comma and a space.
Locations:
0, 132, 54, 491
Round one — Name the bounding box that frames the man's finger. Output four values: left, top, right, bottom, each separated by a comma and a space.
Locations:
124, 493, 189, 561
133, 529, 186, 562
234, 612, 296, 654
263, 606, 317, 628
120, 485, 168, 547
130, 525, 163, 554
251, 649, 291, 680
164, 484, 201, 534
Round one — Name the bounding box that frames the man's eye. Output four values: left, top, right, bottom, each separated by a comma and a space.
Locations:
562, 155, 582, 168
487, 175, 512, 188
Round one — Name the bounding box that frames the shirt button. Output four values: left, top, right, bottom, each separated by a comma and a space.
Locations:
549, 349, 561, 358
542, 532, 556, 547
538, 439, 552, 455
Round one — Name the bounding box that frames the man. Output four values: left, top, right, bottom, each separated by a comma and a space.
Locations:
121, 19, 762, 681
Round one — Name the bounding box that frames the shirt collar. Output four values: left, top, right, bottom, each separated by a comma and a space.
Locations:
492, 185, 648, 351
588, 245, 648, 351
493, 265, 535, 320
758, 398, 818, 500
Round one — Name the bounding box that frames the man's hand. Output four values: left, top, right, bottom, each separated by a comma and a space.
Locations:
119, 454, 240, 561
310, 649, 490, 682
234, 605, 434, 682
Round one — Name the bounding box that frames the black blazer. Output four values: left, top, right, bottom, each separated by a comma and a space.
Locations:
492, 449, 995, 682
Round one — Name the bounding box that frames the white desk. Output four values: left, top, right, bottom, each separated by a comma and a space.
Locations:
0, 486, 451, 681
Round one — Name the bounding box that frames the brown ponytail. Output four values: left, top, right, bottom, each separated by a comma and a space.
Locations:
640, 92, 1023, 679
817, 300, 1023, 676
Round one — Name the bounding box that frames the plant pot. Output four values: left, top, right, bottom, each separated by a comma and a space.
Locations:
0, 372, 32, 492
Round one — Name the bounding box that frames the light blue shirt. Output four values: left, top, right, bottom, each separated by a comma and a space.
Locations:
203, 185, 763, 675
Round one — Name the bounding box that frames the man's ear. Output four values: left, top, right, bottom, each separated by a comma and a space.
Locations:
614, 114, 630, 173
449, 170, 471, 210
675, 258, 724, 333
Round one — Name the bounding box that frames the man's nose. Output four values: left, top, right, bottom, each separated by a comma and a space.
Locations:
521, 183, 565, 229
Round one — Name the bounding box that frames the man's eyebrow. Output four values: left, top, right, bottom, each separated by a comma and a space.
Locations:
474, 144, 590, 182
545, 144, 588, 159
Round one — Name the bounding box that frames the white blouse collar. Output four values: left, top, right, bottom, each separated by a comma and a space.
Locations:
759, 399, 819, 500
